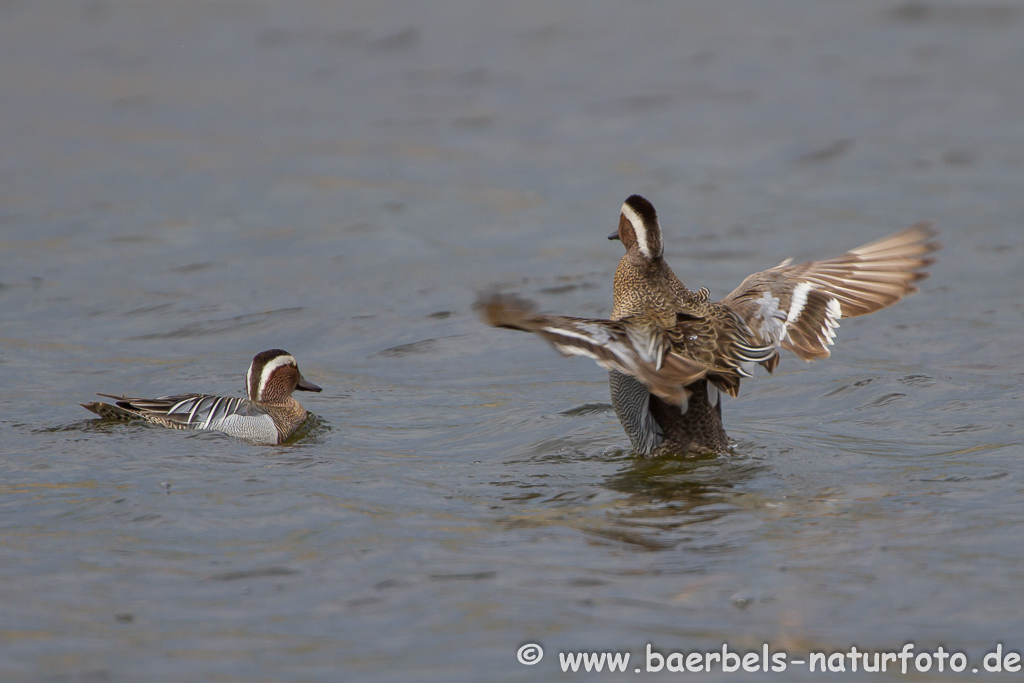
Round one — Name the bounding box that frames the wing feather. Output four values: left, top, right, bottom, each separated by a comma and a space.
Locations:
721, 222, 939, 362
96, 392, 254, 428
477, 294, 710, 406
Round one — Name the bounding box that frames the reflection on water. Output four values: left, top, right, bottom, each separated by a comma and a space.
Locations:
599, 454, 761, 551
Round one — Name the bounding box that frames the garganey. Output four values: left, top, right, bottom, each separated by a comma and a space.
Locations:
478, 194, 939, 457
82, 349, 322, 445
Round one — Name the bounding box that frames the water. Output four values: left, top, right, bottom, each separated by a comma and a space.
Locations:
2, 0, 1023, 680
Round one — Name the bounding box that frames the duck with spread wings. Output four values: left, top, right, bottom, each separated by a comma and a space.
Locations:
478, 195, 939, 457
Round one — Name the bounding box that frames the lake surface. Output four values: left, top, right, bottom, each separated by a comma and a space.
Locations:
2, 0, 1023, 680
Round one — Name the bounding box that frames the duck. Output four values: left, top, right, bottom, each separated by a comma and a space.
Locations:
478, 194, 939, 457
81, 349, 322, 444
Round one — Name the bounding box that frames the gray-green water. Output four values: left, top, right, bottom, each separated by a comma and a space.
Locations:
2, 1, 1023, 680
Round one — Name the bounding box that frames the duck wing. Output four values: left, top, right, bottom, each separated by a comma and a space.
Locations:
477, 293, 711, 407
96, 392, 262, 429
721, 222, 939, 363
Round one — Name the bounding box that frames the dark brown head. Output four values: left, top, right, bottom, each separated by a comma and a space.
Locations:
608, 194, 663, 260
245, 349, 322, 403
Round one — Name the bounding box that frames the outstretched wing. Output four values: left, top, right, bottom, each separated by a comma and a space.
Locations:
476, 294, 711, 406
721, 222, 939, 363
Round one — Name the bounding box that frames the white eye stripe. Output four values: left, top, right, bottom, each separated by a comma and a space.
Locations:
257, 354, 297, 398
246, 363, 257, 399
620, 202, 656, 259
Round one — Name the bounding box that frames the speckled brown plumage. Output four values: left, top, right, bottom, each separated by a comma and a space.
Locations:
479, 194, 939, 458
266, 397, 311, 439
647, 379, 729, 457
606, 199, 749, 454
